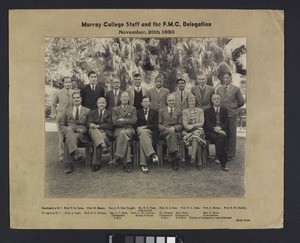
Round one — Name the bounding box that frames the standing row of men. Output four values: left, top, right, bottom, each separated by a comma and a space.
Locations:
51, 71, 244, 173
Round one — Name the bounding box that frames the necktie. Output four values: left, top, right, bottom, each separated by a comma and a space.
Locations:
200, 85, 205, 97
99, 110, 102, 121
137, 87, 140, 93
180, 91, 183, 103
225, 85, 228, 94
75, 107, 79, 121
216, 108, 220, 126
114, 90, 118, 106
144, 109, 148, 120
93, 85, 95, 91
67, 90, 70, 97
169, 108, 173, 118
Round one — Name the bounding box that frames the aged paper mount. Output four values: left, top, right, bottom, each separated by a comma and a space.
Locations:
9, 9, 284, 229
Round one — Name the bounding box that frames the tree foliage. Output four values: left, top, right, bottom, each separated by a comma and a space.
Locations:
45, 37, 246, 92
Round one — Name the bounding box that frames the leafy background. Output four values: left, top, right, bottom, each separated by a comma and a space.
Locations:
45, 38, 246, 118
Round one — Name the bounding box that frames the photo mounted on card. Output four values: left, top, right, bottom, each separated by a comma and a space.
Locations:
9, 9, 283, 229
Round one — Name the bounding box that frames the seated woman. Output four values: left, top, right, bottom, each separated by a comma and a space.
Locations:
182, 95, 206, 169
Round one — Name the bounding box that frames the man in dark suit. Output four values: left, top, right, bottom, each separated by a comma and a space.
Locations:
136, 96, 159, 173
158, 94, 183, 170
217, 72, 244, 159
80, 71, 105, 110
110, 92, 137, 173
105, 77, 124, 111
191, 74, 215, 111
86, 97, 113, 172
59, 92, 91, 174
204, 94, 230, 171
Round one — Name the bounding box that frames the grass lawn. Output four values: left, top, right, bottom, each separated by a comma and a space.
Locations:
45, 132, 245, 198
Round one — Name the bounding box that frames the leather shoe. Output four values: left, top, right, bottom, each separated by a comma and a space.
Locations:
190, 158, 196, 164
141, 166, 149, 173
72, 150, 83, 161
197, 164, 203, 170
221, 165, 229, 172
172, 160, 180, 171
102, 145, 109, 154
152, 154, 159, 164
123, 163, 132, 173
108, 159, 117, 168
91, 165, 101, 172
64, 166, 74, 174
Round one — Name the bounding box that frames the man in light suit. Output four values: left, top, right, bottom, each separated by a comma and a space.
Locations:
51, 76, 75, 161
86, 97, 113, 172
147, 74, 170, 111
172, 78, 192, 111
159, 94, 183, 170
191, 74, 215, 111
136, 96, 159, 173
110, 92, 137, 173
105, 77, 124, 111
59, 92, 91, 174
126, 73, 148, 110
204, 94, 230, 171
80, 71, 105, 110
217, 72, 245, 159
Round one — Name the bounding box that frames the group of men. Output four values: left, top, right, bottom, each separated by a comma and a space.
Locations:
51, 71, 244, 174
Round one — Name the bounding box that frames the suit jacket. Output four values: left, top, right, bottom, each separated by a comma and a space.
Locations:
80, 84, 105, 110
112, 105, 137, 128
136, 108, 159, 141
86, 108, 113, 138
216, 84, 245, 117
191, 84, 215, 111
105, 89, 124, 111
51, 88, 75, 117
147, 87, 170, 111
158, 107, 183, 132
173, 90, 192, 111
204, 106, 230, 137
182, 107, 204, 130
59, 105, 91, 135
125, 86, 148, 106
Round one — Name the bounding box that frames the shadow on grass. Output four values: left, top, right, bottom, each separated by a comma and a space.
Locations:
45, 132, 245, 198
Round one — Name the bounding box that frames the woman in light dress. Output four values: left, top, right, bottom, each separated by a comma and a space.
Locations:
182, 95, 206, 169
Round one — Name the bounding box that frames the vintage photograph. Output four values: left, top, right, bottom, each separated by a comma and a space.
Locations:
45, 37, 246, 198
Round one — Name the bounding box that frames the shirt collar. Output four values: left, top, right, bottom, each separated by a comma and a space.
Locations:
214, 106, 220, 112
74, 105, 82, 110
167, 106, 174, 113
135, 86, 141, 92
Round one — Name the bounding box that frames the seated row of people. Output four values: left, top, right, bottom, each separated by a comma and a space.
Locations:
59, 91, 230, 175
